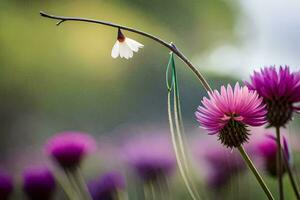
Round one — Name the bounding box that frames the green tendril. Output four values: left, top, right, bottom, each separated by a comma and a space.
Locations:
166, 52, 202, 200
166, 53, 175, 92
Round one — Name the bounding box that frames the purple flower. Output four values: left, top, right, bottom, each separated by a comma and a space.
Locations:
0, 170, 13, 200
192, 136, 245, 189
22, 166, 56, 200
45, 131, 97, 169
122, 133, 176, 182
195, 83, 266, 148
256, 134, 290, 176
245, 66, 300, 127
88, 171, 125, 200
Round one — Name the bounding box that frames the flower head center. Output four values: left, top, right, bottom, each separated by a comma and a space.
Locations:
219, 119, 250, 148
223, 113, 243, 122
266, 97, 293, 127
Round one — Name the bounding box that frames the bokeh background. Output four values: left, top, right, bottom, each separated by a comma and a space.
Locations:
1, 0, 300, 199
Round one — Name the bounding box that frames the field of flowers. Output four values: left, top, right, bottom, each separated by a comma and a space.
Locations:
1, 1, 300, 200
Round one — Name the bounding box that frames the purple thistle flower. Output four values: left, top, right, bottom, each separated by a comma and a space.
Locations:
122, 133, 176, 182
256, 134, 290, 176
22, 167, 56, 200
192, 135, 246, 189
245, 66, 300, 127
88, 171, 125, 200
195, 82, 267, 148
45, 131, 96, 169
0, 170, 13, 200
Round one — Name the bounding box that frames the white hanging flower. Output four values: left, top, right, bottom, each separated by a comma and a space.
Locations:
111, 29, 144, 59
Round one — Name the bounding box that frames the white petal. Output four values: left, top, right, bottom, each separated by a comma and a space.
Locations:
119, 42, 133, 59
125, 47, 133, 59
111, 41, 120, 58
127, 48, 133, 58
126, 38, 144, 52
119, 43, 126, 58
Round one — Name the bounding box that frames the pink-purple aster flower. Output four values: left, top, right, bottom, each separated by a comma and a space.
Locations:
195, 82, 267, 148
192, 135, 245, 189
0, 170, 13, 200
122, 133, 176, 182
256, 134, 290, 176
22, 166, 56, 200
245, 66, 300, 127
88, 171, 125, 200
45, 131, 96, 169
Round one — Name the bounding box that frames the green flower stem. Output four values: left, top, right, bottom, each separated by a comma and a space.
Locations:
143, 182, 156, 200
171, 54, 202, 197
172, 52, 189, 173
55, 171, 79, 200
282, 148, 300, 199
117, 190, 128, 200
167, 53, 202, 200
65, 170, 83, 200
156, 176, 170, 200
276, 126, 284, 200
168, 91, 200, 200
72, 168, 93, 200
238, 145, 274, 200
65, 168, 92, 200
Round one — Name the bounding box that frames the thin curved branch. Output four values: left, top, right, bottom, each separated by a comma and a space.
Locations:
39, 11, 212, 92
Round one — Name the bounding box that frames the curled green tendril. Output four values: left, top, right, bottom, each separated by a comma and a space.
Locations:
166, 52, 202, 200
166, 53, 175, 92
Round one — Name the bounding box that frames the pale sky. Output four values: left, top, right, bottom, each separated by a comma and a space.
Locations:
195, 0, 300, 79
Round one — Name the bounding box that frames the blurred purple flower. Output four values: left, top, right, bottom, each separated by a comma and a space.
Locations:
122, 133, 176, 182
0, 170, 13, 200
246, 66, 300, 127
45, 131, 96, 169
256, 133, 290, 176
195, 83, 266, 148
22, 166, 56, 200
192, 135, 246, 189
88, 171, 125, 200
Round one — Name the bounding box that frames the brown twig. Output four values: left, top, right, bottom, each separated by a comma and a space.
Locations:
39, 11, 212, 93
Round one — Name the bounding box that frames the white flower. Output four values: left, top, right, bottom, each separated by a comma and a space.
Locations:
111, 29, 144, 59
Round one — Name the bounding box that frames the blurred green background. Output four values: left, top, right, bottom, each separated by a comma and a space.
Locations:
1, 0, 300, 199
0, 0, 237, 158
